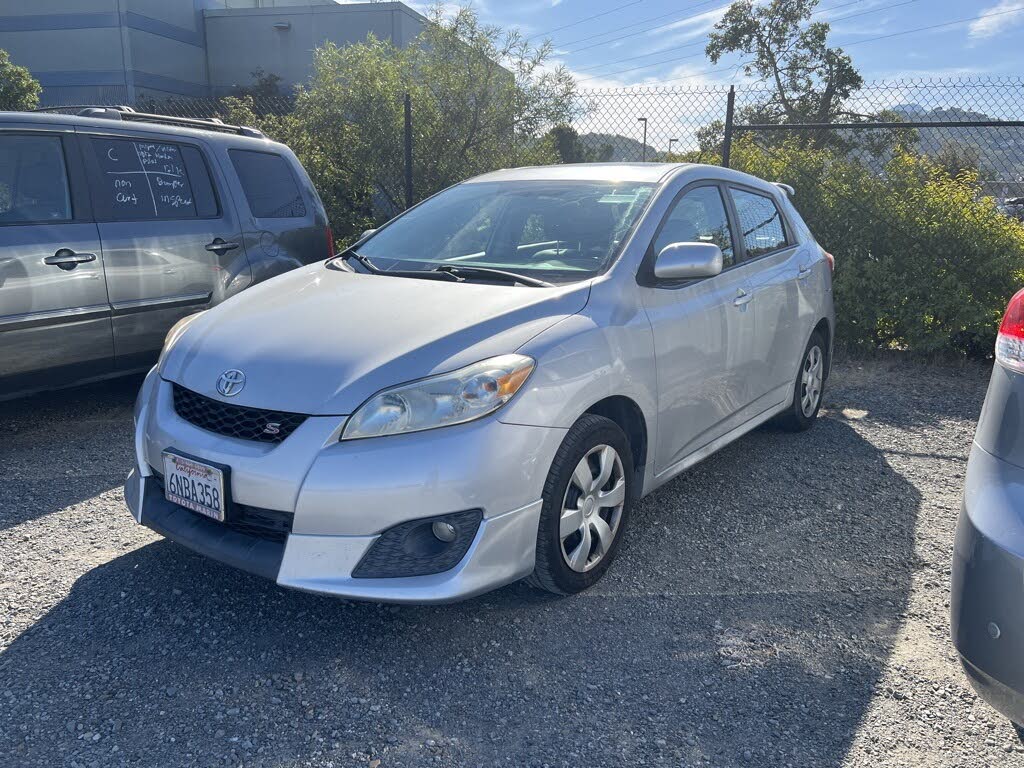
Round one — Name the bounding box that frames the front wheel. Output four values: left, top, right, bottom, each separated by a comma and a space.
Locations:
528, 414, 633, 595
775, 330, 826, 432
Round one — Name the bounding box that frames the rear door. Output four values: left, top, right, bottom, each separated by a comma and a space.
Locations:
726, 186, 804, 405
78, 131, 252, 370
0, 128, 112, 396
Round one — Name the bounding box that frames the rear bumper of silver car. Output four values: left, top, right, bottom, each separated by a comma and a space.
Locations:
951, 443, 1024, 725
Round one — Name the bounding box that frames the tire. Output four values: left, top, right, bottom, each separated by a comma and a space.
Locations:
775, 330, 827, 432
527, 414, 634, 595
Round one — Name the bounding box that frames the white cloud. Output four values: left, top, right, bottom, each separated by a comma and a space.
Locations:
968, 0, 1024, 39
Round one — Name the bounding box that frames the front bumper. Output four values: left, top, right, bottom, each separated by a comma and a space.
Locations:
951, 443, 1024, 725
125, 370, 565, 603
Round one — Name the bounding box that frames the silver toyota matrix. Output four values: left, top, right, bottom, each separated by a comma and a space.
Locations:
125, 163, 835, 602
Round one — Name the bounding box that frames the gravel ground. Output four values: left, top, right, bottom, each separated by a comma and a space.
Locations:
1, 358, 1021, 768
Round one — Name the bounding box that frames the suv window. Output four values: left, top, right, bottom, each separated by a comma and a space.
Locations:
229, 149, 306, 218
654, 185, 735, 268
0, 134, 72, 225
88, 137, 218, 221
729, 188, 789, 258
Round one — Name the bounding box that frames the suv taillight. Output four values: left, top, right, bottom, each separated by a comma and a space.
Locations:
996, 288, 1024, 372
824, 251, 835, 272
325, 226, 336, 259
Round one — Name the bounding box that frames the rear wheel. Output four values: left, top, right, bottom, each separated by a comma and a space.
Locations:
528, 414, 633, 595
775, 330, 826, 432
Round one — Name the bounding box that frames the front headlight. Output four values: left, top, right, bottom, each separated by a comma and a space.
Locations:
157, 311, 204, 372
341, 354, 535, 440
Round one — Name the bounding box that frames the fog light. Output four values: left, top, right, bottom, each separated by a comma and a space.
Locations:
432, 521, 457, 542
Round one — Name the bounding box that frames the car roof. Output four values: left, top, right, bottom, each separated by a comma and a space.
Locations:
0, 110, 277, 150
466, 163, 691, 184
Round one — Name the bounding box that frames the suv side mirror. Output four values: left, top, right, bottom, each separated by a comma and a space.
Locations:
653, 242, 723, 280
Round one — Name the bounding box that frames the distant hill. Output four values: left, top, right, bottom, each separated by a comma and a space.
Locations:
578, 132, 655, 162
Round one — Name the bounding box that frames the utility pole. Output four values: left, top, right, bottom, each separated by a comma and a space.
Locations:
637, 117, 648, 162
668, 138, 678, 157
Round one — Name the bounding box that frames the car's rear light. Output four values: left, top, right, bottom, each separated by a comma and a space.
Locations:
996, 288, 1024, 372
824, 251, 835, 272
325, 226, 336, 259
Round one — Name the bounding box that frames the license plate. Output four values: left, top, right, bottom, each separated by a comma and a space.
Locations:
162, 451, 228, 522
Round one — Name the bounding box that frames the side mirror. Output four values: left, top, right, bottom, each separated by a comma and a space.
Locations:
653, 242, 723, 280
360, 228, 377, 240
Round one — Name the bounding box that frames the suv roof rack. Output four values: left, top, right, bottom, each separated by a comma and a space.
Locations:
30, 105, 265, 139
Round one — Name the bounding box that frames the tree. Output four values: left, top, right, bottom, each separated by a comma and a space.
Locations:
0, 48, 41, 111
706, 0, 862, 124
291, 4, 579, 219
546, 124, 612, 163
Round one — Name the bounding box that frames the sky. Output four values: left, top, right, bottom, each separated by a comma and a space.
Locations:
399, 0, 1024, 90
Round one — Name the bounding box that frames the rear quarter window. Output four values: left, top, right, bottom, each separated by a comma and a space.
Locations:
229, 149, 306, 219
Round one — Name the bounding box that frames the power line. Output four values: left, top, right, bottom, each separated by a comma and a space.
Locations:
527, 0, 646, 41
556, 0, 722, 50
565, 1, 733, 54
571, 0, 874, 74
579, 0, 1002, 89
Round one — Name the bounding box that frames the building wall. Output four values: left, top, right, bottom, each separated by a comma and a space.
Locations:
0, 0, 426, 105
0, 0, 224, 105
203, 2, 425, 94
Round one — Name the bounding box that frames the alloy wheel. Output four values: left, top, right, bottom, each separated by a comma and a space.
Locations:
559, 444, 626, 573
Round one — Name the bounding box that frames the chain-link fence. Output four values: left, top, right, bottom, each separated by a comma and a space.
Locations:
35, 77, 1024, 355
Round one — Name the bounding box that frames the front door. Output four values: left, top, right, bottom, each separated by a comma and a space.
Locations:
78, 133, 251, 370
640, 184, 754, 474
0, 131, 112, 396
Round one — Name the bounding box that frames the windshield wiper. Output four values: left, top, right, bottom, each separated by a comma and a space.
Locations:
432, 264, 552, 288
336, 251, 462, 282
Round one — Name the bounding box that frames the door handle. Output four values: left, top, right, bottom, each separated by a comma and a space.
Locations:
205, 238, 240, 255
733, 289, 753, 307
798, 264, 813, 280
44, 249, 97, 271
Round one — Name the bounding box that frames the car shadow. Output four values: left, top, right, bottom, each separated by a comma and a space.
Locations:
0, 374, 142, 531
0, 403, 920, 767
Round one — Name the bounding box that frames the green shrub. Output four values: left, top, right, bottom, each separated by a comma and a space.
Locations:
730, 138, 1024, 357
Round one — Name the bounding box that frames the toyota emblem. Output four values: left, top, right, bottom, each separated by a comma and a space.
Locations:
216, 369, 246, 397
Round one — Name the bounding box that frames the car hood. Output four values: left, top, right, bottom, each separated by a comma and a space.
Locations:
161, 263, 590, 415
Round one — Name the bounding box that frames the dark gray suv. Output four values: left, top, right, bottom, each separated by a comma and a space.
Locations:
0, 107, 331, 399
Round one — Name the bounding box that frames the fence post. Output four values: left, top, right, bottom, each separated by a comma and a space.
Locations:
403, 93, 413, 210
722, 85, 735, 169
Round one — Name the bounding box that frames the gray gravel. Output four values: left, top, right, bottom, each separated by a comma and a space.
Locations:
1, 359, 1022, 767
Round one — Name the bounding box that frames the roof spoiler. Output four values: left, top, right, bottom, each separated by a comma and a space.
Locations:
772, 182, 795, 197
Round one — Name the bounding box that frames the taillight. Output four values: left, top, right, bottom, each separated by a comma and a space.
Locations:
325, 226, 336, 259
824, 251, 835, 272
996, 288, 1024, 372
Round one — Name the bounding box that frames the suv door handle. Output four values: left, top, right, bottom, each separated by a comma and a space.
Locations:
44, 249, 97, 271
733, 289, 753, 307
205, 239, 240, 254
798, 264, 813, 280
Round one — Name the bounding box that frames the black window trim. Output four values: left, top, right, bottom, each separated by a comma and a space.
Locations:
0, 129, 87, 227
228, 147, 307, 220
637, 179, 738, 288
78, 133, 223, 223
724, 182, 798, 264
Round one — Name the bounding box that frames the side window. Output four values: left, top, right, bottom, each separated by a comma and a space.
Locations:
653, 186, 735, 268
729, 188, 789, 258
0, 134, 72, 225
229, 149, 306, 218
88, 137, 216, 221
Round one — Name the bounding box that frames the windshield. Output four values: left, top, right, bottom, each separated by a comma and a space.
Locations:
354, 180, 656, 284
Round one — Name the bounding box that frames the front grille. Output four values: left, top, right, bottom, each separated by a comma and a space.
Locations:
151, 471, 294, 543
172, 384, 307, 444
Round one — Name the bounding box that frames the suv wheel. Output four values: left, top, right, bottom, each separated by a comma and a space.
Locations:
528, 414, 633, 595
